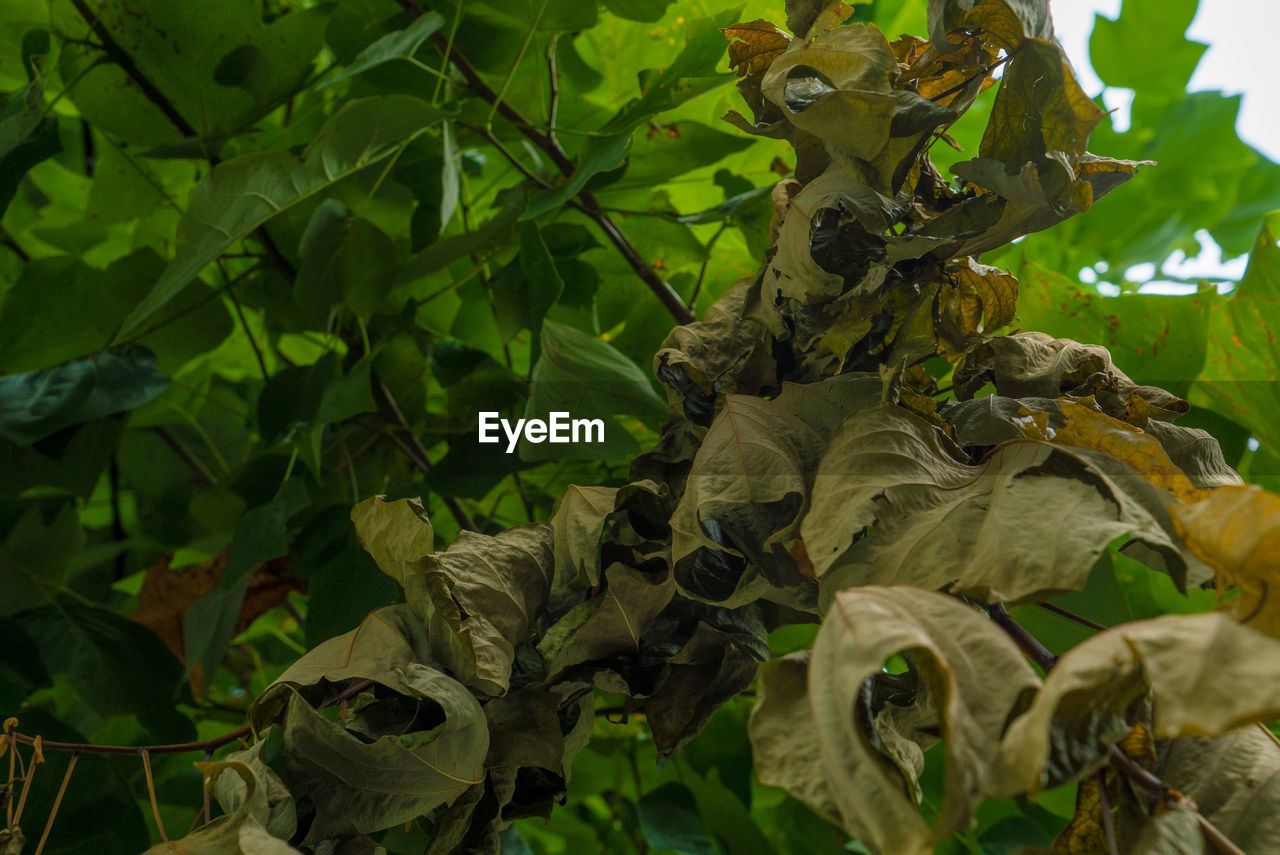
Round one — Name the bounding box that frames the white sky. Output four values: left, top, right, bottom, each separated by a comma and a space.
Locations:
1050, 0, 1277, 286
1051, 0, 1280, 161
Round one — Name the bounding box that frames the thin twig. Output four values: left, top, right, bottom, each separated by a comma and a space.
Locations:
991, 605, 1249, 855
0, 222, 31, 262
153, 426, 218, 487
68, 0, 198, 137
409, 4, 695, 324
370, 371, 477, 532
455, 122, 550, 188
988, 603, 1057, 671
1096, 770, 1119, 855
227, 285, 269, 380
33, 753, 76, 855
1036, 601, 1108, 633
11, 727, 252, 758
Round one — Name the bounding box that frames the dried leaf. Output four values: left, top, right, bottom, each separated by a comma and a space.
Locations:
750, 586, 1038, 853
994, 613, 1280, 797
1170, 485, 1280, 635
723, 20, 791, 77
249, 605, 488, 839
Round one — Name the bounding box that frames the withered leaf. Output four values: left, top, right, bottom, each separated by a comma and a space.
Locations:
723, 20, 791, 77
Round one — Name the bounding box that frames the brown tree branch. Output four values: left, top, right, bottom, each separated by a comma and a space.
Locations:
989, 604, 1249, 855
399, 1, 695, 324
6, 681, 378, 758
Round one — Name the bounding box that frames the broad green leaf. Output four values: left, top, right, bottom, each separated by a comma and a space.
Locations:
1009, 253, 1211, 393
249, 605, 488, 839
0, 349, 170, 446
320, 11, 446, 89
294, 201, 398, 321
0, 71, 60, 215
1191, 212, 1280, 456
995, 613, 1280, 797
750, 586, 1039, 854
524, 8, 738, 218
520, 320, 667, 462
670, 374, 881, 607
0, 250, 232, 374
0, 499, 83, 616
1088, 0, 1205, 101
408, 524, 555, 695
602, 0, 674, 23
53, 0, 329, 146
19, 597, 192, 740
115, 95, 446, 342
639, 782, 717, 855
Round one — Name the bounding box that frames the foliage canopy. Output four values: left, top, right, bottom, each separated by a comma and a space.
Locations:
3, 0, 1280, 854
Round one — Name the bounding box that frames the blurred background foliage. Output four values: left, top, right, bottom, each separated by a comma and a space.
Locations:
0, 0, 1276, 852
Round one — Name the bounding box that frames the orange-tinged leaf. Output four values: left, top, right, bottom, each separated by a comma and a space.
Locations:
130, 549, 303, 690
1053, 772, 1119, 855
1171, 485, 1280, 635
1032, 399, 1207, 502
723, 20, 791, 77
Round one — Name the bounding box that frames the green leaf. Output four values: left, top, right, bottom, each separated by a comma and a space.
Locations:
1192, 212, 1280, 457
54, 0, 329, 146
321, 11, 446, 89
749, 586, 1039, 854
639, 782, 717, 855
995, 613, 1280, 797
0, 349, 170, 446
0, 71, 60, 215
19, 597, 193, 740
249, 605, 488, 839
524, 8, 738, 218
520, 320, 667, 461
294, 201, 399, 321
601, 0, 675, 23
115, 95, 446, 342
1088, 0, 1206, 101
0, 498, 84, 616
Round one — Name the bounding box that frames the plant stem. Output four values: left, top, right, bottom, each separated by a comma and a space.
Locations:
989, 604, 1248, 854
403, 2, 695, 324
1036, 601, 1108, 632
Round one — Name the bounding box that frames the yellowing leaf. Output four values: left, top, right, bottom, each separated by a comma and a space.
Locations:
1170, 485, 1280, 635
723, 20, 791, 77
1043, 400, 1207, 503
